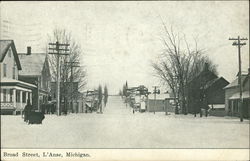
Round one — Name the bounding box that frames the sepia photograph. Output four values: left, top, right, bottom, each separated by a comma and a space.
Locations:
0, 1, 249, 160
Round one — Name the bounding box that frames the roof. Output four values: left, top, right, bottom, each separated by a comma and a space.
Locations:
18, 53, 48, 76
148, 93, 170, 100
0, 77, 36, 89
204, 77, 229, 90
224, 74, 248, 89
208, 104, 225, 109
229, 91, 249, 100
187, 67, 218, 86
236, 71, 248, 76
0, 40, 22, 70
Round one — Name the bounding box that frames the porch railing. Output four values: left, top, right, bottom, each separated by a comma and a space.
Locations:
0, 102, 15, 110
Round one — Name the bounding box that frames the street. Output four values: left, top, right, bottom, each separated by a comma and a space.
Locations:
1, 96, 249, 148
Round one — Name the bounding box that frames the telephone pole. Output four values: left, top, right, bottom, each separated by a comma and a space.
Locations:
49, 41, 69, 116
65, 61, 80, 113
152, 86, 160, 114
229, 36, 248, 122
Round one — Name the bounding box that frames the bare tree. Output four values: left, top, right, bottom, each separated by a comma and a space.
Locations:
152, 23, 217, 115
118, 89, 123, 96
104, 85, 108, 107
47, 28, 87, 87
47, 28, 87, 112
98, 85, 103, 113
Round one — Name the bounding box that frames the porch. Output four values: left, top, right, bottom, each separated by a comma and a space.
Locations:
228, 91, 250, 118
0, 78, 36, 115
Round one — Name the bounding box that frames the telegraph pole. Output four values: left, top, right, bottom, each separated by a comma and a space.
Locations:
229, 36, 248, 122
49, 41, 69, 116
152, 86, 160, 114
65, 61, 80, 113
125, 81, 128, 108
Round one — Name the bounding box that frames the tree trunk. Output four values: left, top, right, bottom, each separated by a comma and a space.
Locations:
180, 80, 187, 115
173, 93, 179, 114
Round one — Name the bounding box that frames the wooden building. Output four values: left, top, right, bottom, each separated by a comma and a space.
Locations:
0, 40, 36, 114
18, 51, 51, 111
224, 71, 250, 118
146, 93, 175, 113
186, 64, 229, 115
50, 82, 85, 113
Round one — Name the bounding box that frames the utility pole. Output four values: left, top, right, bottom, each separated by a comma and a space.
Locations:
125, 81, 128, 108
49, 41, 69, 116
65, 61, 80, 113
229, 36, 248, 122
152, 86, 160, 114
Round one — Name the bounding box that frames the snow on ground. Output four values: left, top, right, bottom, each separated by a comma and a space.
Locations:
1, 96, 249, 148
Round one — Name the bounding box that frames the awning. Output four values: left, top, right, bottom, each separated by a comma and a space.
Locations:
229, 91, 249, 100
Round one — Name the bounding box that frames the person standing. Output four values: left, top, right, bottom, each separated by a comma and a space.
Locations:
23, 99, 32, 123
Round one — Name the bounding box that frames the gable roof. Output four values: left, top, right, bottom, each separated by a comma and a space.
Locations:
236, 71, 248, 76
224, 74, 248, 89
243, 73, 249, 86
0, 40, 22, 70
18, 53, 49, 76
204, 77, 229, 90
187, 68, 218, 87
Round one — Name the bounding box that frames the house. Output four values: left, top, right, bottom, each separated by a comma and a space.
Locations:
85, 89, 99, 112
77, 92, 86, 113
0, 40, 36, 114
224, 70, 250, 118
18, 50, 51, 111
146, 93, 175, 113
186, 64, 229, 114
50, 82, 84, 113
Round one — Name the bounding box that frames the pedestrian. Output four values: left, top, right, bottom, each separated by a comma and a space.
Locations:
41, 103, 45, 115
23, 99, 32, 123
51, 102, 56, 114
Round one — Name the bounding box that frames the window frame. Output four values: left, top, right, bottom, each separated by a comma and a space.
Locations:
3, 89, 7, 102
3, 63, 7, 77
12, 66, 15, 79
8, 49, 11, 57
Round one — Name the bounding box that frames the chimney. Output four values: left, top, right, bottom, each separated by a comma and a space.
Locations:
27, 46, 31, 55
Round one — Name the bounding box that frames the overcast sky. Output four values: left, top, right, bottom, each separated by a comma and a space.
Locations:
0, 1, 249, 94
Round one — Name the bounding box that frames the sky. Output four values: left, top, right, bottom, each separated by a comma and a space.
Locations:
0, 1, 249, 94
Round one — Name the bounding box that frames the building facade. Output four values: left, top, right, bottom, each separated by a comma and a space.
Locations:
0, 40, 36, 114
146, 93, 175, 113
18, 52, 51, 111
50, 82, 85, 113
224, 71, 250, 118
186, 65, 229, 114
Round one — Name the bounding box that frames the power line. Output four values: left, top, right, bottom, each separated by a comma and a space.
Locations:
229, 36, 248, 122
49, 41, 70, 116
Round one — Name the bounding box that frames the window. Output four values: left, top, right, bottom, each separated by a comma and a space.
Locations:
16, 90, 20, 103
10, 90, 13, 102
8, 49, 11, 57
13, 67, 15, 79
22, 92, 26, 103
3, 89, 7, 102
3, 64, 7, 77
